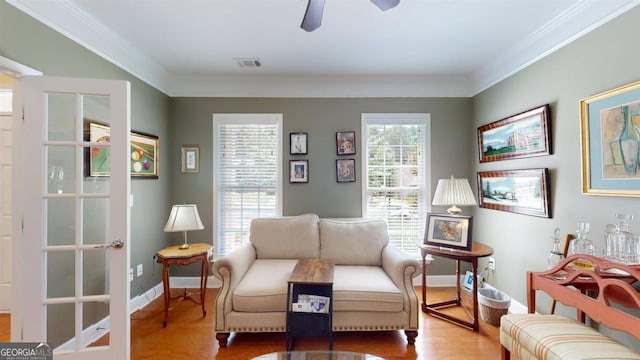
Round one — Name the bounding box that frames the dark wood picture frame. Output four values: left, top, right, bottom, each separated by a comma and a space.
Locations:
477, 168, 551, 218
290, 132, 308, 155
336, 159, 355, 183
336, 131, 356, 155
424, 213, 473, 251
477, 104, 551, 163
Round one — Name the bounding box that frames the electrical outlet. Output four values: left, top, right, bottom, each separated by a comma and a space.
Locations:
488, 257, 496, 271
129, 268, 134, 281
137, 264, 143, 277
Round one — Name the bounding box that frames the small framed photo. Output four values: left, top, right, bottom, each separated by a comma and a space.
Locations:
424, 213, 473, 251
289, 160, 309, 183
290, 132, 308, 155
336, 159, 356, 183
181, 146, 199, 173
336, 131, 356, 155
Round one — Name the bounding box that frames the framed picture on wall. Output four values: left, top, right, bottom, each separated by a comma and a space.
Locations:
336, 131, 356, 155
289, 160, 309, 183
181, 145, 199, 173
290, 132, 308, 155
580, 80, 640, 197
477, 168, 551, 218
336, 159, 355, 182
477, 104, 551, 163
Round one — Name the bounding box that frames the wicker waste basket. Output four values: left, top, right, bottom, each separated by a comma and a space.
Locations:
478, 288, 510, 326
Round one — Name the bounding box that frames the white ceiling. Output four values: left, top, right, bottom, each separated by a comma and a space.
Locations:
7, 0, 639, 97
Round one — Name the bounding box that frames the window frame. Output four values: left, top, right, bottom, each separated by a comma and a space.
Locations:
361, 113, 431, 258
212, 113, 283, 257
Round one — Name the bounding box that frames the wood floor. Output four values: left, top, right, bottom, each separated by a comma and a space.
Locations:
1, 287, 501, 359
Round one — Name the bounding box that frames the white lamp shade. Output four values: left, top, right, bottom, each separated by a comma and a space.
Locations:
432, 175, 477, 208
164, 204, 205, 232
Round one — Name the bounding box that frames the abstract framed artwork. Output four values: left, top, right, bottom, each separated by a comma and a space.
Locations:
289, 160, 309, 183
424, 213, 473, 251
580, 80, 640, 197
477, 104, 551, 163
87, 122, 159, 178
477, 168, 551, 218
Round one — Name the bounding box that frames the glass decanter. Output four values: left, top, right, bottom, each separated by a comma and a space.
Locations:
568, 221, 595, 270
604, 213, 634, 263
547, 227, 564, 269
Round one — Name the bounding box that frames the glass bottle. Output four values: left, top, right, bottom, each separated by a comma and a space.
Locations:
618, 105, 639, 175
604, 213, 634, 263
568, 221, 595, 270
547, 227, 564, 269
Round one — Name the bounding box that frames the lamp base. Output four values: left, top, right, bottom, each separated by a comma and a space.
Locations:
179, 243, 191, 250
447, 205, 462, 215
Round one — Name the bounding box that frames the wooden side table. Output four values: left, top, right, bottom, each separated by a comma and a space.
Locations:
286, 259, 335, 351
417, 242, 493, 331
156, 243, 212, 327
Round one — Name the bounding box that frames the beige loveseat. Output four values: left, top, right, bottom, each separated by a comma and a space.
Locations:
211, 213, 421, 347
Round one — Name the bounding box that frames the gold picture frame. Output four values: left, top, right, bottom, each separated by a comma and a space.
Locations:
181, 146, 199, 173
580, 80, 640, 197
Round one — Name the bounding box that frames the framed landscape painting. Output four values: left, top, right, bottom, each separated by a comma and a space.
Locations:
477, 104, 551, 163
477, 168, 551, 218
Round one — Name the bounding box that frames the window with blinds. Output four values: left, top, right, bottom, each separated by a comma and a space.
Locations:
213, 114, 282, 256
362, 114, 430, 258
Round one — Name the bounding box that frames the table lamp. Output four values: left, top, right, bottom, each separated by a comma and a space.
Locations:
432, 175, 477, 214
163, 204, 204, 250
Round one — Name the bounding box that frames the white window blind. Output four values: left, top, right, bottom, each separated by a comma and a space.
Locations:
213, 114, 282, 256
362, 114, 430, 258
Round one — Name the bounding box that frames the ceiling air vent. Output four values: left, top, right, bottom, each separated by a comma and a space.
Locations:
234, 58, 262, 68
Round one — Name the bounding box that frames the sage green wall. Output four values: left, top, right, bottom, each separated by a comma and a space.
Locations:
168, 97, 473, 275
0, 1, 172, 299
473, 6, 640, 349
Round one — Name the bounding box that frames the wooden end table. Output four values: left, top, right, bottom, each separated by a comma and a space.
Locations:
286, 259, 335, 351
156, 242, 212, 327
417, 242, 493, 331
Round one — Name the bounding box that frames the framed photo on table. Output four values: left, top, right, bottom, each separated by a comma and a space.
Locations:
424, 213, 473, 251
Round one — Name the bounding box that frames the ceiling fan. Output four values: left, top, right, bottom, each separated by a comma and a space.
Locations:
301, 0, 400, 32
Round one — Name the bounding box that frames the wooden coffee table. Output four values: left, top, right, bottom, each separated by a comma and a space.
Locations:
286, 259, 335, 351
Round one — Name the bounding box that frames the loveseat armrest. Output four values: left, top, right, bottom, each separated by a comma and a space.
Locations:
382, 245, 421, 329
381, 245, 421, 290
211, 243, 256, 330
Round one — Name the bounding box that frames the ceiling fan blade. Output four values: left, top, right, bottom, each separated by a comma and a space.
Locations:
370, 0, 400, 11
301, 0, 325, 32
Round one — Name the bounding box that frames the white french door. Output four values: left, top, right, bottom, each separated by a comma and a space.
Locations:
16, 76, 131, 360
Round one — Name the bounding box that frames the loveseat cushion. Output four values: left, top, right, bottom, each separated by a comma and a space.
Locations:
319, 219, 388, 266
333, 266, 403, 312
232, 259, 298, 312
500, 314, 640, 360
250, 213, 320, 259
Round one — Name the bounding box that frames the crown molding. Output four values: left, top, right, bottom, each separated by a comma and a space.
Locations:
167, 74, 473, 98
8, 0, 640, 98
471, 0, 640, 94
7, 0, 170, 93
